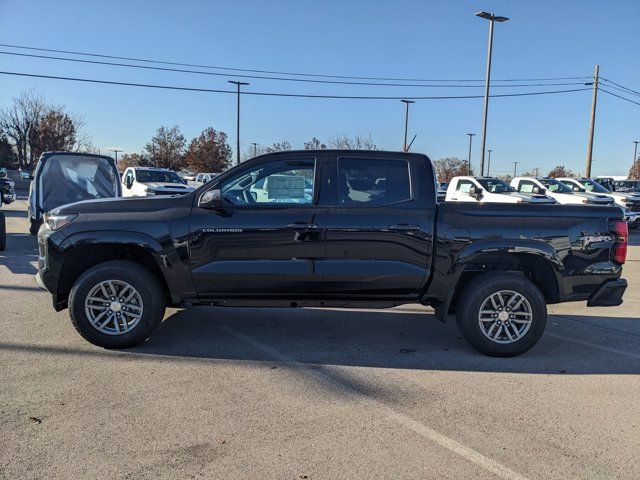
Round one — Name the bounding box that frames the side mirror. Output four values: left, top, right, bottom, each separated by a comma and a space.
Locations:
125, 178, 133, 189
469, 186, 483, 199
532, 186, 546, 195
199, 189, 224, 210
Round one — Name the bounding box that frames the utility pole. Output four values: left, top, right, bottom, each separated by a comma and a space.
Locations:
401, 99, 415, 152
513, 161, 519, 178
534, 167, 540, 177
467, 133, 475, 175
633, 140, 639, 167
585, 64, 599, 178
487, 149, 492, 176
109, 148, 123, 165
251, 142, 258, 158
476, 11, 509, 177
229, 80, 249, 165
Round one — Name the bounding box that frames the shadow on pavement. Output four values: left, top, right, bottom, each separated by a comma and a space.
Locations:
121, 306, 640, 374
0, 209, 27, 218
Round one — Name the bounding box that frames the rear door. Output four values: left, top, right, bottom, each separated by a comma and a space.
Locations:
189, 153, 328, 297
317, 153, 435, 297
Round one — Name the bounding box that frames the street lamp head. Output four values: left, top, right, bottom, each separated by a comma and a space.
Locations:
467, 133, 476, 137
475, 11, 509, 22
228, 80, 250, 86
401, 99, 415, 104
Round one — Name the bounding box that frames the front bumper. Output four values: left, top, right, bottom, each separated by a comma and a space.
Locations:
587, 278, 627, 307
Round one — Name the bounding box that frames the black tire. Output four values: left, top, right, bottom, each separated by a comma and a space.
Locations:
68, 260, 166, 348
29, 217, 40, 235
455, 273, 547, 357
0, 212, 5, 251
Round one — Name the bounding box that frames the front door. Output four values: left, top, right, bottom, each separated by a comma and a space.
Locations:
189, 154, 327, 298
317, 154, 435, 298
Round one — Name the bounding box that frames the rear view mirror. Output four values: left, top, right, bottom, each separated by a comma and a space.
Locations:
469, 186, 483, 199
199, 189, 224, 210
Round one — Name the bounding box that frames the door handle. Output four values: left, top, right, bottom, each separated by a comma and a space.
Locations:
286, 223, 319, 230
389, 224, 420, 231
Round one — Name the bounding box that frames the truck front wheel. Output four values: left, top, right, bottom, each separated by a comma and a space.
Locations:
456, 273, 547, 357
68, 260, 166, 349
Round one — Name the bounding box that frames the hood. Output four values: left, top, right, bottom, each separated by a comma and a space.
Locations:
573, 191, 614, 204
52, 193, 192, 215
143, 182, 194, 191
609, 192, 640, 203
496, 191, 555, 203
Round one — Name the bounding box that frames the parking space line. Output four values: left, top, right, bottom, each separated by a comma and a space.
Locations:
221, 326, 530, 480
546, 332, 640, 360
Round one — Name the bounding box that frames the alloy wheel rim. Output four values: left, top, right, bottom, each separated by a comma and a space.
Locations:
478, 290, 532, 344
84, 280, 144, 335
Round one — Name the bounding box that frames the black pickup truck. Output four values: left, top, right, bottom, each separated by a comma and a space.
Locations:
36, 150, 628, 356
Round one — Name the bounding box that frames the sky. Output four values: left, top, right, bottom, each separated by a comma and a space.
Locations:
0, 0, 639, 176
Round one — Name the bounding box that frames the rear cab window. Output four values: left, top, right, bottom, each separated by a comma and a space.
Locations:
336, 157, 412, 206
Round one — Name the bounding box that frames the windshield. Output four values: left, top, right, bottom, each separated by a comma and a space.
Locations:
136, 170, 184, 184
581, 179, 611, 193
477, 178, 516, 193
39, 154, 118, 211
541, 179, 572, 193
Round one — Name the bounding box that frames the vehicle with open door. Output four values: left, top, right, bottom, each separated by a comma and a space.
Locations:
28, 152, 121, 235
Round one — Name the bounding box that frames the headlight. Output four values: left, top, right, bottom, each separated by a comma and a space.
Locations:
44, 213, 78, 231
144, 188, 156, 195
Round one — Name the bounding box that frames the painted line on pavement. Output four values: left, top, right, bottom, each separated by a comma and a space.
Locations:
546, 332, 640, 360
221, 326, 530, 480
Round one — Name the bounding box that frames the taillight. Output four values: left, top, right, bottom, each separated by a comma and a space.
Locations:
610, 220, 628, 264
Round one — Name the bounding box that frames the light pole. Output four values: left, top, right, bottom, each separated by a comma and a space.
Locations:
633, 140, 639, 166
467, 133, 475, 175
401, 99, 415, 152
476, 11, 509, 177
251, 142, 258, 158
228, 80, 249, 165
513, 161, 519, 178
487, 149, 492, 176
109, 148, 123, 165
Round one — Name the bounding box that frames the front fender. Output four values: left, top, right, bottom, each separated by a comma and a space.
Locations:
57, 230, 196, 303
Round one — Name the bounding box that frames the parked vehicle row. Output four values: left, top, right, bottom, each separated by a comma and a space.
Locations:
35, 150, 628, 357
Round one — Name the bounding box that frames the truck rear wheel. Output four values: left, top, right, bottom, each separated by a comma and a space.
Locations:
0, 212, 6, 251
455, 273, 547, 357
68, 260, 166, 349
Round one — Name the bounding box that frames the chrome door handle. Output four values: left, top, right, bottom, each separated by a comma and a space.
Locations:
389, 224, 420, 231
286, 223, 319, 230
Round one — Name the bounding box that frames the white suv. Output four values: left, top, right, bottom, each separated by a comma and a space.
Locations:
511, 177, 613, 205
122, 167, 195, 197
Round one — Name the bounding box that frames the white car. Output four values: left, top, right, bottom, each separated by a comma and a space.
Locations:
558, 177, 640, 228
121, 167, 195, 197
511, 177, 614, 205
445, 176, 556, 204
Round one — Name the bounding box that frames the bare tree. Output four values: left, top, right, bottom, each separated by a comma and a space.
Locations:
433, 157, 473, 183
0, 89, 47, 170
327, 133, 379, 150
264, 140, 292, 153
304, 137, 326, 150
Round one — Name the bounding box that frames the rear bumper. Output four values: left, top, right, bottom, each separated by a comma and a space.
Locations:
587, 278, 627, 307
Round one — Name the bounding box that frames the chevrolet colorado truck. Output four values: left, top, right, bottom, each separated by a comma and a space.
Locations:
36, 150, 628, 356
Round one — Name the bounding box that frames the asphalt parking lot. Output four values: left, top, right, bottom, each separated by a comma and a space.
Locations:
1, 197, 639, 480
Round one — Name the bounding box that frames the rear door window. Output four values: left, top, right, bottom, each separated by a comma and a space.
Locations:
336, 157, 411, 206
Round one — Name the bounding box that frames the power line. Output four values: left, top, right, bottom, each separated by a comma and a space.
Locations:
600, 77, 640, 97
599, 87, 640, 106
0, 69, 592, 100
0, 42, 591, 84
598, 82, 640, 97
0, 50, 590, 89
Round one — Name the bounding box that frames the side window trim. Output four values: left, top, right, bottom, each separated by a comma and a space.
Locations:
333, 155, 413, 208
